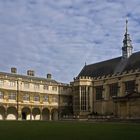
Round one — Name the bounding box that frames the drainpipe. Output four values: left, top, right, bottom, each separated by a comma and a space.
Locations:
16, 79, 19, 120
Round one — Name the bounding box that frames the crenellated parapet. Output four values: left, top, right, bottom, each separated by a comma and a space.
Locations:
73, 68, 140, 85
92, 68, 140, 82
73, 76, 93, 81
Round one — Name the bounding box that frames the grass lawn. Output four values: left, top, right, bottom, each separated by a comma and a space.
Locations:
0, 121, 140, 140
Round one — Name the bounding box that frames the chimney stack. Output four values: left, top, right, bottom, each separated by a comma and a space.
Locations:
27, 70, 35, 76
47, 73, 52, 79
11, 67, 17, 74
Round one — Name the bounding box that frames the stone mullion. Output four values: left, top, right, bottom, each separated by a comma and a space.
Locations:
30, 93, 34, 103
18, 91, 22, 103
89, 86, 93, 113
118, 80, 125, 97
103, 84, 109, 100
40, 109, 42, 120
30, 108, 33, 120
86, 86, 88, 111
4, 91, 9, 102
4, 108, 7, 120
40, 94, 43, 104
49, 109, 52, 121
18, 108, 22, 120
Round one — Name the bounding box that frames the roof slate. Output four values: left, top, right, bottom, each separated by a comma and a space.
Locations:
78, 51, 140, 78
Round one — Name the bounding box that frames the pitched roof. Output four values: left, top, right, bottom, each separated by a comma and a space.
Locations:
78, 51, 140, 78
0, 72, 58, 84
124, 51, 140, 71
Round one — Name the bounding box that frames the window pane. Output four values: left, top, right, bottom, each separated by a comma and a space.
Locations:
109, 83, 118, 97
9, 81, 15, 87
44, 85, 49, 90
0, 91, 4, 99
34, 95, 40, 101
9, 93, 16, 100
0, 80, 4, 86
96, 86, 103, 100
125, 80, 135, 94
44, 95, 48, 102
23, 93, 30, 101
52, 86, 57, 91
80, 86, 89, 111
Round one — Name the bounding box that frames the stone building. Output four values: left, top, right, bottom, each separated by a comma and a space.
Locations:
1, 20, 140, 121
71, 20, 140, 119
0, 68, 72, 120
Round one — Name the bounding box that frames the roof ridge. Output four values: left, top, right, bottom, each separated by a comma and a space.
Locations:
0, 71, 58, 83
86, 56, 122, 67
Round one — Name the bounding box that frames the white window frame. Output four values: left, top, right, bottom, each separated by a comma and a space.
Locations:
0, 80, 4, 86
9, 93, 16, 100
34, 95, 40, 102
44, 95, 48, 102
52, 86, 57, 91
43, 85, 49, 90
23, 93, 30, 101
9, 81, 16, 87
0, 91, 4, 99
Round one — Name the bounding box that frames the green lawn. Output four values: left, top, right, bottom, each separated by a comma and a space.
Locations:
0, 121, 140, 140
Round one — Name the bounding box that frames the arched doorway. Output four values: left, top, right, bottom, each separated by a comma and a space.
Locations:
22, 107, 31, 120
32, 108, 41, 120
0, 106, 6, 120
42, 108, 50, 120
52, 109, 58, 120
7, 106, 17, 120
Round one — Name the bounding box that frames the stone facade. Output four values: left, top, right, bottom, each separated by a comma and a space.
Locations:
71, 71, 140, 119
1, 20, 140, 121
0, 69, 72, 120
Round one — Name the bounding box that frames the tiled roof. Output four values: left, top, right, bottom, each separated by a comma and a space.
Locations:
124, 51, 140, 71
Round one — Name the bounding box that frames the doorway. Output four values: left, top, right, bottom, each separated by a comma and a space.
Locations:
22, 112, 26, 120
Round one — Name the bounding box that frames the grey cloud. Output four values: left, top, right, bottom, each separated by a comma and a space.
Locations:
0, 0, 140, 82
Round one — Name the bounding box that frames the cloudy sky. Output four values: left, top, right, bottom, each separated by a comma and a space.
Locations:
0, 0, 140, 83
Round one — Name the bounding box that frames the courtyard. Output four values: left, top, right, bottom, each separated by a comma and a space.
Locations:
0, 121, 139, 140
